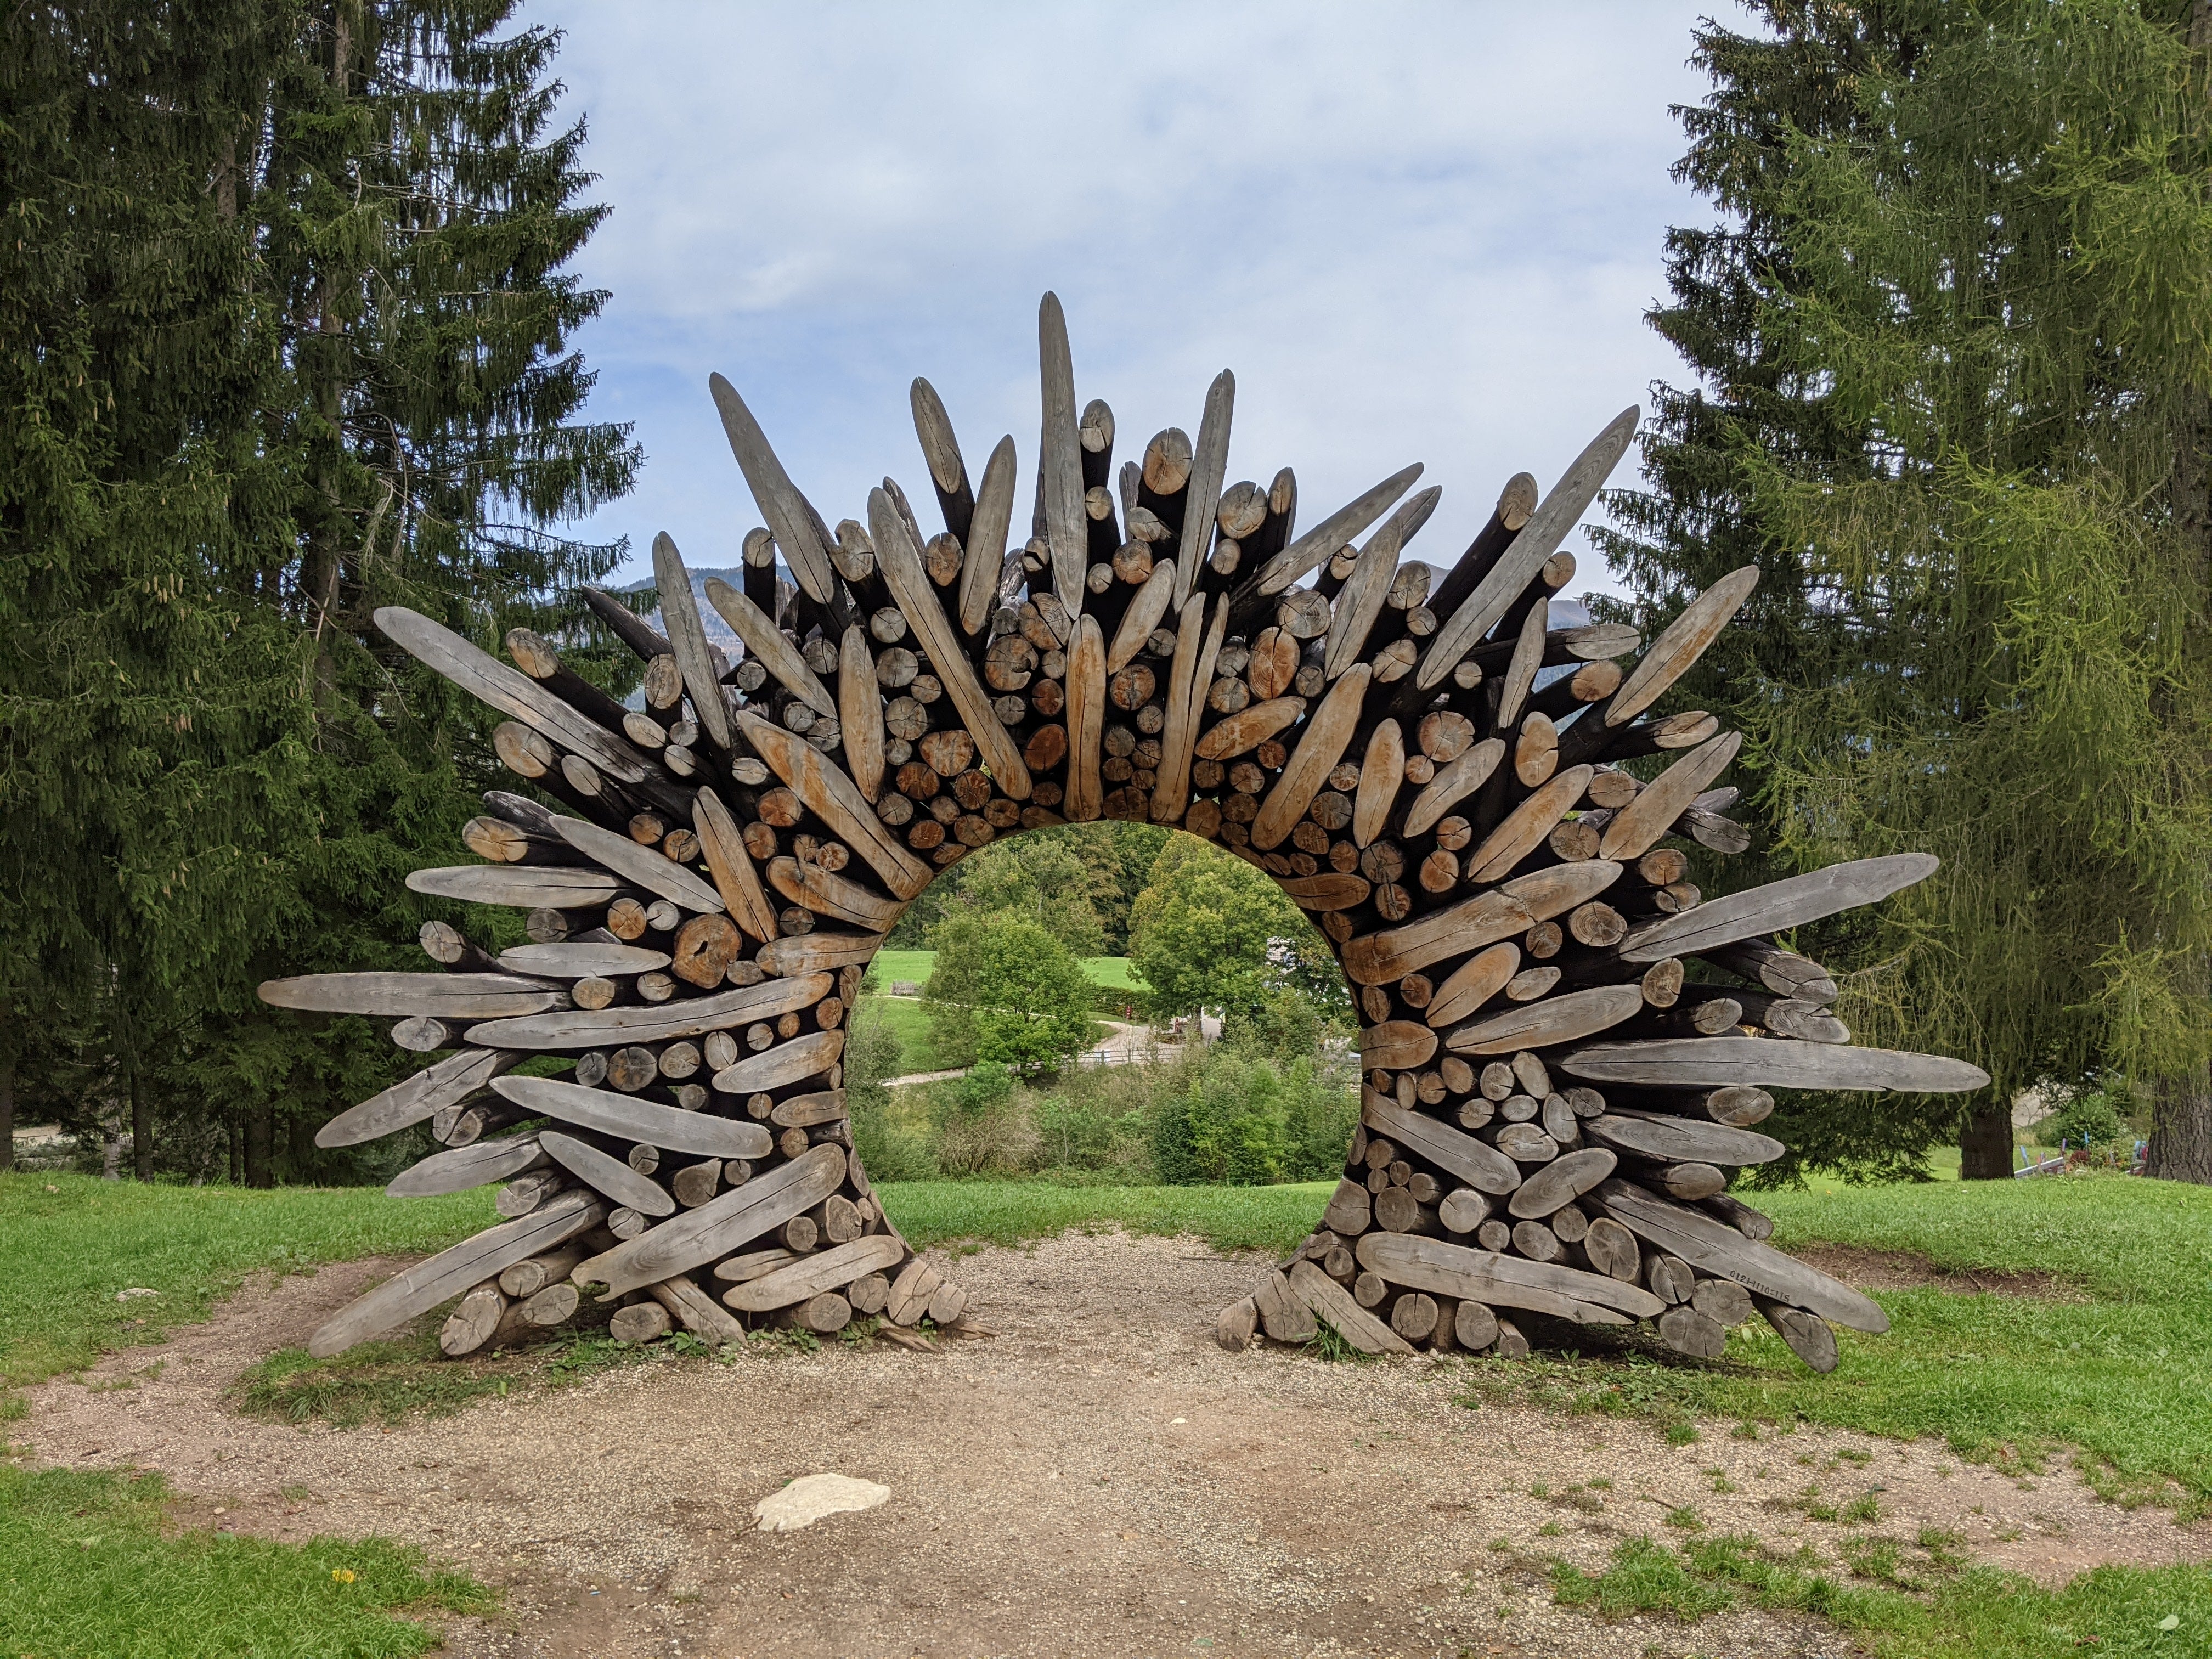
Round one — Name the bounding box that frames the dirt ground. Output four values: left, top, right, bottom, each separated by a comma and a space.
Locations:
21, 1231, 2209, 1659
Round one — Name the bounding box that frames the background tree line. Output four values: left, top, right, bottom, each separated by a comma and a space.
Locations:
13, 0, 2212, 1188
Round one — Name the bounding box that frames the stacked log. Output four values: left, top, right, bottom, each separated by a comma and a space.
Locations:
263, 292, 1987, 1373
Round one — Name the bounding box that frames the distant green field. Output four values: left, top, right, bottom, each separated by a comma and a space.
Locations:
870, 950, 1137, 990
856, 993, 942, 1074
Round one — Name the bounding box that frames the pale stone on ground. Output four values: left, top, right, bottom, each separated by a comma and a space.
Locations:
753, 1472, 891, 1532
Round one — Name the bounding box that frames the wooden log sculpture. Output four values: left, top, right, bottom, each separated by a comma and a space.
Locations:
263, 293, 1988, 1373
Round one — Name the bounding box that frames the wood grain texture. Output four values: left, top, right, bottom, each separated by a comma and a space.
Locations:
867, 487, 1032, 800
466, 973, 830, 1050
309, 1189, 603, 1358
961, 436, 1018, 634
1595, 1178, 1888, 1333
1585, 1110, 1784, 1167
707, 374, 837, 605
1362, 1091, 1522, 1196
316, 1047, 515, 1149
1464, 765, 1592, 883
258, 973, 561, 1018
738, 710, 934, 899
1605, 565, 1759, 727
757, 932, 885, 975
652, 534, 737, 752
1597, 732, 1741, 861
1356, 1232, 1661, 1322
1414, 407, 1638, 692
1560, 1037, 1990, 1093
496, 944, 670, 979
1197, 696, 1306, 761
1285, 1260, 1414, 1355
767, 856, 903, 932
1424, 942, 1520, 1028
1064, 614, 1107, 822
375, 606, 653, 785
1353, 720, 1406, 849
1443, 984, 1643, 1057
405, 865, 624, 910
1150, 594, 1221, 826
1278, 873, 1372, 912
707, 1027, 845, 1095
1341, 860, 1621, 986
1321, 520, 1402, 679
692, 787, 781, 944
1403, 738, 1504, 840
1107, 558, 1179, 673
1507, 1147, 1618, 1218
540, 1130, 675, 1216
1619, 854, 1938, 964
1492, 598, 1549, 730
1038, 292, 1088, 610
720, 1235, 904, 1311
1251, 664, 1369, 851
387, 1132, 548, 1197
1360, 1020, 1438, 1070
703, 577, 836, 717
1174, 370, 1234, 609
1254, 462, 1424, 596
554, 816, 726, 913
573, 1142, 846, 1299
492, 1076, 773, 1158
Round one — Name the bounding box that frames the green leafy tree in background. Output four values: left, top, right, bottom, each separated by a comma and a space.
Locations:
1127, 839, 1345, 1029
1603, 0, 2212, 1183
0, 2, 639, 1181
922, 914, 1096, 1076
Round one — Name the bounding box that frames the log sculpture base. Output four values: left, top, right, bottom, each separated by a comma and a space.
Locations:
263, 294, 1987, 1372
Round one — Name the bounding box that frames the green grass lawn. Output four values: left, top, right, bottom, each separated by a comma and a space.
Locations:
7, 1167, 2211, 1654
871, 949, 1138, 990
855, 992, 943, 1074
0, 1463, 489, 1658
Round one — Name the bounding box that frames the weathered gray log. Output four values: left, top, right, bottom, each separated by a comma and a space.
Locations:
1342, 860, 1621, 985
1560, 1037, 1989, 1094
610, 1301, 673, 1343
553, 816, 726, 915
540, 1130, 675, 1216
961, 437, 1019, 634
1413, 408, 1637, 693
708, 1028, 845, 1095
758, 931, 885, 976
706, 374, 838, 606
1584, 1111, 1785, 1167
1596, 732, 1742, 862
1657, 1302, 1728, 1359
405, 866, 623, 910
1701, 1191, 1775, 1241
499, 1245, 586, 1299
1284, 1261, 1413, 1354
572, 1142, 848, 1299
1173, 370, 1235, 608
721, 1235, 904, 1311
1594, 1178, 1888, 1332
1618, 854, 1938, 964
703, 576, 836, 716
692, 786, 782, 944
768, 1089, 848, 1128
315, 1047, 515, 1149
1403, 738, 1506, 840
492, 1076, 772, 1158
1443, 985, 1642, 1058
466, 972, 829, 1050
1149, 592, 1225, 827
1691, 1276, 1756, 1327
1251, 665, 1369, 851
650, 533, 738, 752
1322, 520, 1404, 679
1251, 462, 1424, 596
387, 1132, 548, 1197
1756, 1296, 1840, 1372
1505, 1147, 1617, 1218
495, 944, 670, 979
376, 606, 653, 785
308, 1189, 603, 1358
1321, 1177, 1372, 1235
439, 1281, 509, 1357
646, 1273, 748, 1346
1600, 566, 1759, 729
1355, 1233, 1661, 1323
1215, 1295, 1259, 1351
766, 856, 902, 932
1362, 1092, 1521, 1195
1037, 292, 1088, 608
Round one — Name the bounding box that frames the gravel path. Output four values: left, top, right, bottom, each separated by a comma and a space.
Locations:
21, 1231, 2208, 1658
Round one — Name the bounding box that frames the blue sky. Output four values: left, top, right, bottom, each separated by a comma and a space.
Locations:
525, 2, 1723, 600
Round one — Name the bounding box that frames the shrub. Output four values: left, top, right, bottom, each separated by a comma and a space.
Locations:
2046, 1090, 2129, 1147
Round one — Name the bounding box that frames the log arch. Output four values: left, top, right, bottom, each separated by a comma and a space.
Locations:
263, 294, 1987, 1368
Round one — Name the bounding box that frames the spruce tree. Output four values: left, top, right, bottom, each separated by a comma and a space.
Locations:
1606, 0, 2212, 1181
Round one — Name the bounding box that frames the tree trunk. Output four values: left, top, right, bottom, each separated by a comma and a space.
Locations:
0, 1048, 13, 1173
1957, 1098, 2013, 1181
131, 1066, 151, 1181
2148, 1061, 2212, 1183
244, 1105, 274, 1188
227, 1116, 241, 1186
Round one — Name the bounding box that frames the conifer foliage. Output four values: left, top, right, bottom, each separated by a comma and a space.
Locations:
1604, 0, 2212, 1182
0, 2, 637, 1180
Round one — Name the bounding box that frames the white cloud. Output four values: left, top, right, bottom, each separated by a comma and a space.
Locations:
526, 0, 1725, 599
